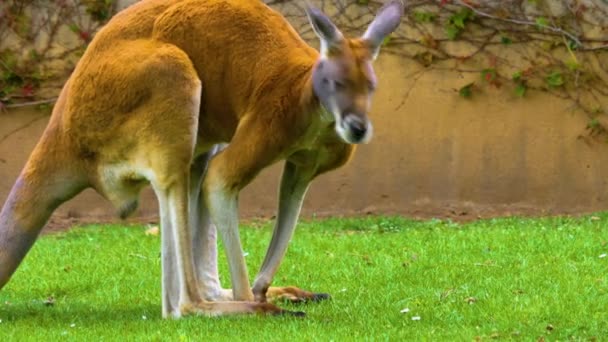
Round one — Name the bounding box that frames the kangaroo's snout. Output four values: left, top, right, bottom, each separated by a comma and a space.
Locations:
342, 114, 372, 144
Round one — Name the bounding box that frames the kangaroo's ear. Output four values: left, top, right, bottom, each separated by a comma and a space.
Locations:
305, 5, 343, 57
362, 0, 404, 60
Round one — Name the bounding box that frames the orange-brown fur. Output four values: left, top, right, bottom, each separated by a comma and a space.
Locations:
0, 0, 402, 318
68, 0, 354, 194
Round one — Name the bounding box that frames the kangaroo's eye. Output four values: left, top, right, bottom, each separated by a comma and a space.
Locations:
334, 80, 346, 90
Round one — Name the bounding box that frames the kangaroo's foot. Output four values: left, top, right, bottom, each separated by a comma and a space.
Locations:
176, 300, 305, 318
263, 286, 331, 304
204, 285, 329, 305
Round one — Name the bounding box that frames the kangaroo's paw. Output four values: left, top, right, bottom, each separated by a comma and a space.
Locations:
265, 286, 331, 304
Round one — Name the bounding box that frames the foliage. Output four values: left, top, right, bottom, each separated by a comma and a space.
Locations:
0, 215, 607, 340
445, 7, 474, 40
0, 0, 117, 109
459, 82, 474, 98
399, 0, 608, 134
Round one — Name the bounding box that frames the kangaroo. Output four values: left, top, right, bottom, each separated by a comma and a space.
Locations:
0, 0, 403, 318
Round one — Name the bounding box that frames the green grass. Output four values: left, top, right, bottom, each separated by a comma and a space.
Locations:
0, 214, 607, 341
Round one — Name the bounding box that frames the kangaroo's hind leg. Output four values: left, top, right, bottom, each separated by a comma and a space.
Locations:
190, 147, 326, 304
189, 144, 234, 301
127, 43, 292, 318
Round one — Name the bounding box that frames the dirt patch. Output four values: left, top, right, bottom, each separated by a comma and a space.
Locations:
40, 200, 592, 235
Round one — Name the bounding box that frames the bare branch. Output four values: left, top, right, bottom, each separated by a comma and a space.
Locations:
3, 98, 57, 109
454, 0, 583, 47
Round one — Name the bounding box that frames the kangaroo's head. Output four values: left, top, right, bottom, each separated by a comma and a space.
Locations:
307, 1, 403, 144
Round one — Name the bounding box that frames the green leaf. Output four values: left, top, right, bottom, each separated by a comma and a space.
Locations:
588, 118, 600, 129
0, 84, 17, 97
459, 83, 474, 98
566, 59, 580, 71
500, 36, 512, 45
512, 71, 523, 81
382, 35, 392, 46
546, 71, 564, 87
445, 8, 474, 40
568, 39, 579, 51
449, 8, 474, 29
28, 49, 40, 61
37, 102, 52, 112
445, 25, 461, 40
452, 16, 465, 29
357, 0, 369, 4
515, 83, 527, 97
69, 24, 80, 33
413, 11, 437, 23
0, 50, 18, 69
535, 17, 549, 29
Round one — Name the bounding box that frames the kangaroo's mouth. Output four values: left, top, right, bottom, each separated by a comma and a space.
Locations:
322, 101, 373, 145
336, 114, 373, 144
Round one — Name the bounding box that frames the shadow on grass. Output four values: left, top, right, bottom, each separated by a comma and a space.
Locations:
0, 299, 333, 326
0, 303, 161, 325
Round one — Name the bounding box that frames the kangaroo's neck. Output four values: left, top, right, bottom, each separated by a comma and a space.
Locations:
253, 52, 321, 116
292, 59, 340, 144
296, 60, 322, 115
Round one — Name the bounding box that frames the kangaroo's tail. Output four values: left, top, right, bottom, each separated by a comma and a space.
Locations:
0, 90, 88, 289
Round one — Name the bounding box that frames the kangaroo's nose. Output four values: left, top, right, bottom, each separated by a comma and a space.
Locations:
344, 115, 367, 142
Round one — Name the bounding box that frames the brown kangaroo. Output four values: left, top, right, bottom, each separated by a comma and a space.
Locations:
0, 0, 403, 318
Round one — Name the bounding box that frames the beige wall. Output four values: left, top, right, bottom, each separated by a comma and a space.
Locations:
2, 54, 607, 226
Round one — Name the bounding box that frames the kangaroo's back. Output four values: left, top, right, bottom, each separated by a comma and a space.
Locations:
151, 0, 319, 128
61, 0, 318, 144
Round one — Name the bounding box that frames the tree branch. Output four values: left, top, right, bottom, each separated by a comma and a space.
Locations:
454, 0, 583, 47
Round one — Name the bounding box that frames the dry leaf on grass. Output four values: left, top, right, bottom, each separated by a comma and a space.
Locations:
43, 296, 55, 306
145, 226, 159, 236
465, 296, 477, 304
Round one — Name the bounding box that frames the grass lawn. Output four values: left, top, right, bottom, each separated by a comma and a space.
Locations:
0, 214, 607, 341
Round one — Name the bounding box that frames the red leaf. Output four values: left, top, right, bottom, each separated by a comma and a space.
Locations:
79, 31, 91, 42
21, 84, 35, 98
